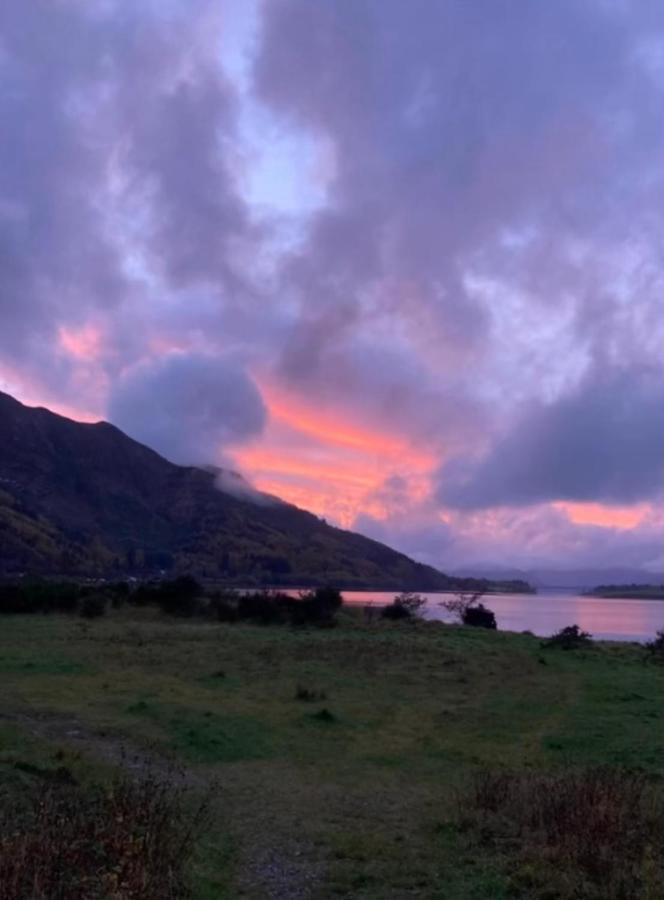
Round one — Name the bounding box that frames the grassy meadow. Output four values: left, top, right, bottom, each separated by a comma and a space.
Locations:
2, 605, 664, 898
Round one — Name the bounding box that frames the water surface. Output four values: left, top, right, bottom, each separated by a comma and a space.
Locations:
342, 590, 664, 643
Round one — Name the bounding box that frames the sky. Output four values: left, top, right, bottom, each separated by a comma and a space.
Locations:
3, 0, 664, 574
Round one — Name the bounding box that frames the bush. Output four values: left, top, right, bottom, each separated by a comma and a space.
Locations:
208, 590, 238, 623
223, 587, 343, 628
129, 576, 204, 616
156, 576, 204, 618
542, 624, 592, 650
79, 593, 107, 619
462, 603, 496, 629
0, 581, 82, 615
97, 581, 344, 628
457, 767, 664, 899
381, 591, 427, 621
381, 600, 413, 621
130, 582, 159, 607
440, 591, 485, 623
646, 630, 664, 661
292, 587, 343, 626
0, 771, 210, 899
311, 586, 343, 612
0, 583, 30, 614
107, 581, 130, 608
237, 590, 287, 625
36, 582, 82, 614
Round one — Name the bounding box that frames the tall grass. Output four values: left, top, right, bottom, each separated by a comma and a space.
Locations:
458, 767, 664, 898
0, 771, 210, 899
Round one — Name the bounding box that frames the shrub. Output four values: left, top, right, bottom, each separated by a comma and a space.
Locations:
0, 771, 210, 899
130, 582, 159, 607
381, 600, 413, 621
542, 624, 592, 650
0, 581, 82, 615
208, 591, 238, 623
645, 629, 664, 661
0, 583, 30, 614
232, 587, 343, 627
79, 593, 107, 619
440, 591, 485, 624
457, 767, 664, 899
35, 582, 82, 614
107, 581, 130, 608
381, 591, 427, 621
130, 576, 204, 616
292, 587, 343, 626
156, 576, 204, 618
312, 586, 343, 612
462, 603, 496, 629
237, 590, 286, 625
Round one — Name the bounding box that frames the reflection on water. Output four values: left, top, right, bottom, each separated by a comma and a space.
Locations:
342, 590, 664, 643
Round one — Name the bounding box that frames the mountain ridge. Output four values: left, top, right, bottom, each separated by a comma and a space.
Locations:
0, 390, 520, 591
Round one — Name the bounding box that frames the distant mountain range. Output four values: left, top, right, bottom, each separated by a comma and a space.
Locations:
0, 391, 529, 591
452, 565, 664, 591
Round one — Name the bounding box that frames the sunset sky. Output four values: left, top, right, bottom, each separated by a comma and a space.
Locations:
4, 0, 664, 573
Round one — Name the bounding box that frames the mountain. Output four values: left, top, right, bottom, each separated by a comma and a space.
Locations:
452, 565, 664, 591
0, 391, 499, 590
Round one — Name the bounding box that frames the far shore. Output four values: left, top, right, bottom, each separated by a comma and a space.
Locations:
585, 588, 664, 601
259, 585, 538, 597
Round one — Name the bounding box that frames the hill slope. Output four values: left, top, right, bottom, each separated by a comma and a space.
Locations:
0, 391, 495, 590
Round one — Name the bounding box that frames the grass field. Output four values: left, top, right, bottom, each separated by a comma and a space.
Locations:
1, 607, 664, 898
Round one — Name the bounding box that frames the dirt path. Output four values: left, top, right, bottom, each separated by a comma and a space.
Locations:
0, 708, 195, 783
0, 708, 324, 899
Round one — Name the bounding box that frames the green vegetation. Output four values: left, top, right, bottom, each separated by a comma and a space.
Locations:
542, 624, 593, 650
646, 629, 664, 661
587, 583, 664, 599
0, 769, 208, 899
380, 591, 427, 620
461, 603, 497, 629
0, 578, 346, 628
458, 767, 664, 899
440, 590, 498, 629
1, 604, 664, 896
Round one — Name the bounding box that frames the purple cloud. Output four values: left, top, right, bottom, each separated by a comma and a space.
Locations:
439, 367, 664, 509
108, 353, 266, 466
3, 1, 664, 570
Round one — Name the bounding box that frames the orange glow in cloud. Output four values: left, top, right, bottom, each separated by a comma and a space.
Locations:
236, 383, 655, 533
556, 501, 649, 529
260, 383, 408, 455
232, 381, 437, 526
58, 324, 104, 361
237, 449, 380, 490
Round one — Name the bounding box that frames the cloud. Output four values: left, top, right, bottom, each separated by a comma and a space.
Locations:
354, 511, 455, 571
353, 500, 664, 574
254, 0, 663, 380
440, 367, 664, 509
108, 353, 266, 465
249, 0, 664, 568
0, 0, 251, 394
4, 1, 664, 570
214, 469, 277, 506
